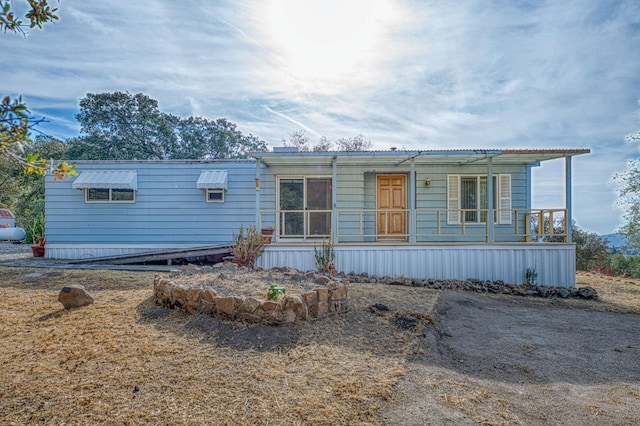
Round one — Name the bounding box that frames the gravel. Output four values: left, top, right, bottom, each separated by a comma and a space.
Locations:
0, 242, 32, 261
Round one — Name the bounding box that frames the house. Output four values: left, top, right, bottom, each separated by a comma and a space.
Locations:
44, 148, 589, 287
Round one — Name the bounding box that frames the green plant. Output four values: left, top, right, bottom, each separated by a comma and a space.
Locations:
267, 284, 286, 300
25, 212, 44, 245
525, 267, 538, 286
314, 239, 335, 273
232, 225, 264, 268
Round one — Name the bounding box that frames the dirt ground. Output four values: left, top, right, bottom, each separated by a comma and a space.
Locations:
0, 257, 639, 425
380, 290, 640, 425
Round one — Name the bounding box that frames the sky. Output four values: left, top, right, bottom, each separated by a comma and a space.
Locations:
2, 0, 639, 235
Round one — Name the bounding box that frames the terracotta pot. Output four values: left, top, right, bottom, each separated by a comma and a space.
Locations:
31, 245, 45, 257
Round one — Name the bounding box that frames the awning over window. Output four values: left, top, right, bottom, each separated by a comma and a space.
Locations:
197, 170, 228, 190
72, 170, 138, 190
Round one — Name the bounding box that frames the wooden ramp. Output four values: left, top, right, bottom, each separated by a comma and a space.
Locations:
67, 244, 234, 266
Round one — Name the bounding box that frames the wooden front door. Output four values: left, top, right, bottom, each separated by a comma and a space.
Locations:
376, 174, 407, 239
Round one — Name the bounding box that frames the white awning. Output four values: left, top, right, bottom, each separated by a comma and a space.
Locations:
197, 170, 228, 190
72, 170, 138, 190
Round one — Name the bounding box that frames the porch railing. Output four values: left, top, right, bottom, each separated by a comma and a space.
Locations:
258, 208, 568, 243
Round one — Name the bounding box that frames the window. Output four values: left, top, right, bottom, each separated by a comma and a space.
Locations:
206, 189, 224, 203
448, 174, 511, 224
85, 188, 135, 203
277, 176, 332, 238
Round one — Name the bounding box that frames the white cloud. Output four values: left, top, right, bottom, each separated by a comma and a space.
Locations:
1, 0, 639, 233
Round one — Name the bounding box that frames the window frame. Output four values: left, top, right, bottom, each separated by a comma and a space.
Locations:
447, 174, 511, 225
84, 188, 136, 203
206, 189, 225, 203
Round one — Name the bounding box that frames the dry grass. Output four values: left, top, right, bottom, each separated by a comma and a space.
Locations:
576, 271, 640, 314
0, 266, 437, 425
1, 267, 639, 425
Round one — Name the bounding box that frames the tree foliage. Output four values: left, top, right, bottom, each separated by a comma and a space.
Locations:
68, 91, 266, 160
281, 129, 374, 152
174, 116, 266, 159
573, 226, 610, 271
614, 129, 640, 251
1, 1, 75, 179
0, 0, 58, 35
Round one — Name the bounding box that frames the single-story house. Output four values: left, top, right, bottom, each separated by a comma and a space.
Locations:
44, 148, 589, 287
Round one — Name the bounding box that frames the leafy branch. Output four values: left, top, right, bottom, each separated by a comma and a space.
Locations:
1, 95, 76, 179
0, 0, 59, 36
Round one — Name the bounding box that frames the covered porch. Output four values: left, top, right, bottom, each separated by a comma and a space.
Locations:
251, 149, 588, 287
253, 149, 589, 245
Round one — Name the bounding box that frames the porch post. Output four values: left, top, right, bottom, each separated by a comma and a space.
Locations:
255, 159, 261, 229
332, 157, 338, 245
487, 157, 494, 244
410, 158, 416, 243
565, 156, 573, 243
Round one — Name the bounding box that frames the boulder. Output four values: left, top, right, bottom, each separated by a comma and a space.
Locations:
58, 285, 94, 310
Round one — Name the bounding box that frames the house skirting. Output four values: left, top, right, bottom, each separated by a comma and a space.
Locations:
256, 244, 576, 288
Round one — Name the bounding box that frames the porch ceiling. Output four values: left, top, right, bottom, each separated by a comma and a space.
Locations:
253, 148, 590, 167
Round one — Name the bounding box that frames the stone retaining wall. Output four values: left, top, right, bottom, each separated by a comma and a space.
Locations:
153, 276, 348, 325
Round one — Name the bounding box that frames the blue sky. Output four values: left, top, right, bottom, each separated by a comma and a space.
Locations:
2, 0, 639, 234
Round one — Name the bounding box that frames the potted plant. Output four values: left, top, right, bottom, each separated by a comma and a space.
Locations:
261, 226, 275, 244
27, 213, 45, 257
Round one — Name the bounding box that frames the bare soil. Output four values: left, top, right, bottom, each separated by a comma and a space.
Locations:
1, 254, 639, 425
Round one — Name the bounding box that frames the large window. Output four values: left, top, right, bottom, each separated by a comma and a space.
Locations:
448, 174, 511, 224
278, 176, 332, 238
85, 188, 135, 203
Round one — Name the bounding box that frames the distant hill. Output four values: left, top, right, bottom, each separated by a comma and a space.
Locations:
602, 233, 627, 249
601, 233, 638, 254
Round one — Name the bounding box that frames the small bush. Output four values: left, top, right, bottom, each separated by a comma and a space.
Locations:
609, 253, 640, 278
232, 225, 264, 268
314, 239, 335, 273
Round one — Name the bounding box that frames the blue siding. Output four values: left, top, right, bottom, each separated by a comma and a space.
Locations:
45, 160, 259, 251
265, 162, 528, 243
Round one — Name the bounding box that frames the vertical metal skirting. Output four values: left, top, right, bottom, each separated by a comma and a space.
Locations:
257, 244, 576, 287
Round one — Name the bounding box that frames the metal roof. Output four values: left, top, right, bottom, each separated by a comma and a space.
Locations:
72, 170, 138, 190
196, 170, 228, 190
0, 208, 15, 219
252, 148, 590, 167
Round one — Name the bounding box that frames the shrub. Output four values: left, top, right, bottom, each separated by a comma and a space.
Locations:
232, 225, 264, 268
314, 239, 335, 273
609, 253, 640, 278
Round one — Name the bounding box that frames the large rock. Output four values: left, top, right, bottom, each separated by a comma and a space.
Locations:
58, 285, 94, 310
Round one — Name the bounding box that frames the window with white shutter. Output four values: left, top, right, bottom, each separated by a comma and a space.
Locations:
498, 174, 512, 224
447, 175, 460, 224
447, 174, 511, 224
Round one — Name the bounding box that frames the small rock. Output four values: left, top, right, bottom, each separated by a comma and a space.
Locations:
58, 285, 94, 309
538, 287, 549, 298
368, 303, 391, 314
577, 287, 598, 299
395, 315, 419, 330
314, 275, 331, 285
558, 288, 570, 299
